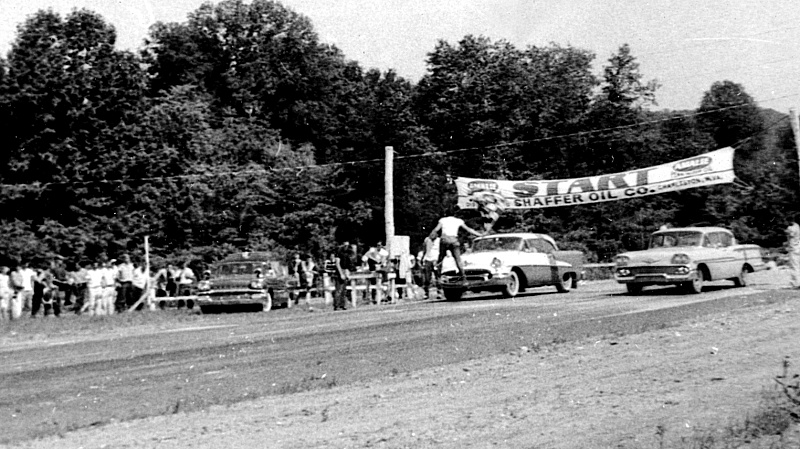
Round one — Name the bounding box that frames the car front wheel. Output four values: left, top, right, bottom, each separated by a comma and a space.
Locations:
501, 271, 520, 298
261, 293, 273, 312
685, 270, 704, 294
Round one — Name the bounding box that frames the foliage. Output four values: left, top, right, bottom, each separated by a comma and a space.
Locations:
0, 2, 796, 266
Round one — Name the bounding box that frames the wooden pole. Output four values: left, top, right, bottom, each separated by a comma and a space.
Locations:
385, 146, 395, 256
790, 108, 800, 191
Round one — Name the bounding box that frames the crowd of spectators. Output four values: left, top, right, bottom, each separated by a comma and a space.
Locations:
0, 239, 447, 320
0, 254, 197, 321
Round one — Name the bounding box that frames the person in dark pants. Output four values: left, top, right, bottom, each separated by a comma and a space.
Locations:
71, 260, 89, 315
334, 241, 357, 311
116, 254, 134, 312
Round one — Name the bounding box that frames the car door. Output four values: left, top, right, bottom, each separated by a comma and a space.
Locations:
702, 232, 738, 280
523, 238, 559, 286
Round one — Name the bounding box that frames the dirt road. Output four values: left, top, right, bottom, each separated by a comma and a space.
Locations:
3, 271, 800, 448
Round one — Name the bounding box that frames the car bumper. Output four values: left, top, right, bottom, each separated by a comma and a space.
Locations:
439, 271, 512, 290
615, 268, 695, 285
197, 290, 277, 305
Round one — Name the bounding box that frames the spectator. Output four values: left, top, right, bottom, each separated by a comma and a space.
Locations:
334, 241, 358, 311
71, 260, 89, 315
116, 254, 134, 311
84, 261, 103, 316
9, 263, 25, 320
362, 242, 388, 303
786, 221, 800, 288
300, 254, 316, 301
430, 210, 483, 281
0, 266, 10, 321
18, 261, 35, 312
291, 253, 304, 284
420, 234, 441, 299
31, 262, 60, 317
131, 260, 148, 310
101, 260, 117, 315
177, 261, 196, 297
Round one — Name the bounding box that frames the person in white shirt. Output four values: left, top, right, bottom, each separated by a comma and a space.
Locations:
101, 260, 117, 315
429, 211, 483, 281
177, 262, 196, 297
0, 266, 11, 320
421, 235, 441, 299
18, 261, 36, 311
84, 262, 104, 316
130, 261, 148, 310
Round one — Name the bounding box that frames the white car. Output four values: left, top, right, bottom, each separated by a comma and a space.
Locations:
614, 226, 765, 294
439, 233, 584, 301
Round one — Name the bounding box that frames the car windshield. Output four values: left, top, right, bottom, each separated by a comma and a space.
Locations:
472, 237, 523, 252
650, 231, 703, 248
216, 262, 271, 276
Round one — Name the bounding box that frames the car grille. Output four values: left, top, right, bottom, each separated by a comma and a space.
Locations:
627, 266, 686, 275
442, 269, 493, 282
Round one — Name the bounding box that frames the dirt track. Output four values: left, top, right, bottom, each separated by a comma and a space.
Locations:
2, 271, 800, 448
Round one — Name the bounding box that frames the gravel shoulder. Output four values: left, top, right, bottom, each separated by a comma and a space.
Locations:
11, 282, 800, 449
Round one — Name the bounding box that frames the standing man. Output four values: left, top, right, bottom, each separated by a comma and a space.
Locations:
421, 233, 441, 299
786, 221, 800, 288
18, 260, 35, 312
9, 263, 25, 320
429, 210, 483, 281
333, 241, 357, 311
116, 254, 134, 312
0, 266, 11, 320
177, 261, 196, 297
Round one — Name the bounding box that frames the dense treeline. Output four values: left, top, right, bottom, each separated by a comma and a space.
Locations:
0, 0, 797, 265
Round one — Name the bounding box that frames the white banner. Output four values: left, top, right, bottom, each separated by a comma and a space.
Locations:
456, 147, 735, 209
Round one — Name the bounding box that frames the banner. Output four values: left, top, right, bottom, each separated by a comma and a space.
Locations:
456, 147, 735, 209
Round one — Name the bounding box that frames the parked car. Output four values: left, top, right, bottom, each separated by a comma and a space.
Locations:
438, 233, 584, 301
614, 226, 765, 294
196, 251, 298, 312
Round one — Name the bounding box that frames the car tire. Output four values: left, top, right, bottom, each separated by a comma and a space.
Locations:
685, 270, 704, 294
555, 274, 572, 293
261, 293, 273, 312
733, 266, 748, 287
443, 288, 464, 301
284, 291, 293, 309
501, 271, 520, 298
626, 284, 644, 295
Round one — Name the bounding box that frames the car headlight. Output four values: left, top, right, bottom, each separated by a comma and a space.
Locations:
197, 280, 211, 291
249, 280, 264, 289
617, 268, 631, 277
671, 254, 690, 265
490, 257, 503, 269
615, 255, 630, 266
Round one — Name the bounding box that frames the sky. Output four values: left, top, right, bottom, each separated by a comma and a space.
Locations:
1, 0, 800, 113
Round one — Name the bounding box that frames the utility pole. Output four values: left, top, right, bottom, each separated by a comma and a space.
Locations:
791, 108, 800, 191
385, 146, 395, 256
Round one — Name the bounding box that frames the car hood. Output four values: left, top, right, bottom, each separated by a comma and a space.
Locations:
618, 247, 703, 265
458, 251, 570, 268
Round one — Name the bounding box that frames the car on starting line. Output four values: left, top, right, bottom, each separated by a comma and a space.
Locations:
439, 232, 584, 301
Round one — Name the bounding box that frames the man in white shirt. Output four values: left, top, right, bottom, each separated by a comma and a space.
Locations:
84, 262, 104, 316
18, 261, 36, 311
421, 235, 440, 299
101, 260, 117, 315
429, 212, 483, 281
177, 262, 196, 297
